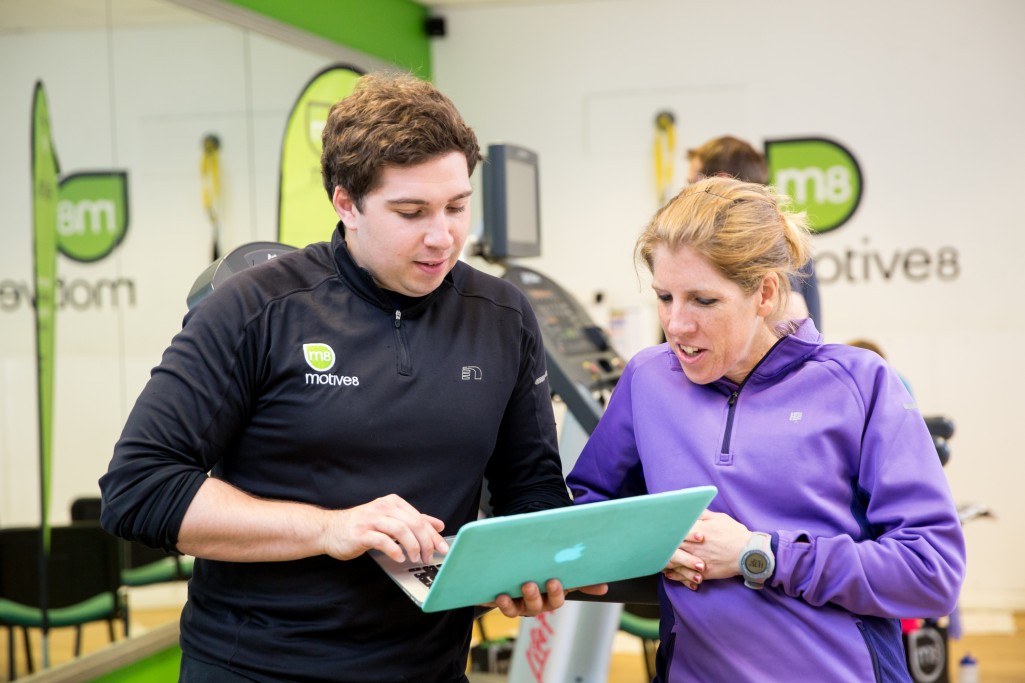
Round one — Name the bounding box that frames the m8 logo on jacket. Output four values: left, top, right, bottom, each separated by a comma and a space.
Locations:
302, 343, 359, 387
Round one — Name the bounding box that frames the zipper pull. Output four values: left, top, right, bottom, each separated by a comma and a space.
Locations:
394, 310, 401, 328
728, 391, 738, 406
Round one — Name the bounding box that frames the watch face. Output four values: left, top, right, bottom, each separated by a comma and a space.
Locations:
743, 552, 769, 576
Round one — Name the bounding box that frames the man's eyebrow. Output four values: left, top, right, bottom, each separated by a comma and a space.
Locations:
385, 190, 473, 205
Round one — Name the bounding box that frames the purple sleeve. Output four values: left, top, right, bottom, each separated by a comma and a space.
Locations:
567, 361, 647, 503
772, 362, 966, 618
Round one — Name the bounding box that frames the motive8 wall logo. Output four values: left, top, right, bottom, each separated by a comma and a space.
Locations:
765, 137, 960, 284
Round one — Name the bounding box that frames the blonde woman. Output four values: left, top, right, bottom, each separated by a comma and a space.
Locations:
568, 177, 964, 682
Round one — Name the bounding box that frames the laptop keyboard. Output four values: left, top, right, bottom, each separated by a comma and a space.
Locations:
409, 564, 441, 587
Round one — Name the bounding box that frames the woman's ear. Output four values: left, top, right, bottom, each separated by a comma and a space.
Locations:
756, 272, 779, 318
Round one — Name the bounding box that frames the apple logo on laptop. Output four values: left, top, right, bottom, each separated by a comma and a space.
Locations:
554, 543, 585, 563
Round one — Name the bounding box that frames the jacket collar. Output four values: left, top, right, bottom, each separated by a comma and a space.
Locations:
744, 319, 823, 386
697, 318, 822, 394
330, 224, 448, 319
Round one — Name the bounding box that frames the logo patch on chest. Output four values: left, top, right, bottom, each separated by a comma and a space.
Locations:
302, 342, 359, 387
303, 343, 336, 372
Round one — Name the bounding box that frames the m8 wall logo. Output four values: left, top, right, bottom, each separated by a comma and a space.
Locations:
303, 343, 360, 387
57, 172, 128, 261
766, 137, 862, 234
766, 136, 960, 283
1, 170, 132, 313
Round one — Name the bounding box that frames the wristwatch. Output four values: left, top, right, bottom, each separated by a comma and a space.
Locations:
739, 531, 775, 589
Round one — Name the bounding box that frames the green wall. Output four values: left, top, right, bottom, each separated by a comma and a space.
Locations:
221, 0, 432, 78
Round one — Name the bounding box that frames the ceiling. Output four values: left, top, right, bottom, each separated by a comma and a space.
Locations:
0, 0, 602, 32
423, 0, 604, 6
0, 0, 203, 31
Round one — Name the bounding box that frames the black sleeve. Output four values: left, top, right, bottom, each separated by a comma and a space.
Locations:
99, 284, 260, 551
483, 296, 571, 516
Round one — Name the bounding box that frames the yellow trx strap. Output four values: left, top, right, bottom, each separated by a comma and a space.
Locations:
653, 111, 676, 205
200, 134, 222, 260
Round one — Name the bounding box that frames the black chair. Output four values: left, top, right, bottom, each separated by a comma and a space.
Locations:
70, 496, 193, 588
0, 525, 126, 680
68, 497, 103, 525
69, 496, 191, 644
923, 415, 954, 466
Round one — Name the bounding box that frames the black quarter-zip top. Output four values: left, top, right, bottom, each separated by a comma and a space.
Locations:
393, 309, 412, 376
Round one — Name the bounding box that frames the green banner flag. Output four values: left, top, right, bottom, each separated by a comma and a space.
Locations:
31, 81, 60, 554
277, 65, 362, 248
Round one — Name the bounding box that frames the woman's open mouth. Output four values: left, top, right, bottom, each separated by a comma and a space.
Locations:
679, 344, 702, 358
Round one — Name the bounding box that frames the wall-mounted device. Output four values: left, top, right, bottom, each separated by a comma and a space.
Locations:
478, 142, 623, 432
480, 143, 541, 261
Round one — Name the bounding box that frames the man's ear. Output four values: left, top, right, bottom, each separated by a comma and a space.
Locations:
332, 186, 358, 224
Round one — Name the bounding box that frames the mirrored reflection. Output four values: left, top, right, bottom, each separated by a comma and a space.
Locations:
0, 0, 355, 674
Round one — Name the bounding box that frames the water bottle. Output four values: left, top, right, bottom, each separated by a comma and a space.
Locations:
957, 653, 979, 683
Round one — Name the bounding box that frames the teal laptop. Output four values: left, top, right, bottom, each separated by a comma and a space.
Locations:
369, 485, 717, 613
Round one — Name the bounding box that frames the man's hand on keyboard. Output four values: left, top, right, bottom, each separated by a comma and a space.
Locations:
323, 493, 448, 565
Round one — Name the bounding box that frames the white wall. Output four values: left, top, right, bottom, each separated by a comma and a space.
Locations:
0, 14, 353, 527
431, 0, 1025, 610
2, 0, 1023, 614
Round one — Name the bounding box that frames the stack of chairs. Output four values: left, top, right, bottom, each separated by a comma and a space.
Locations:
69, 497, 192, 636
0, 524, 125, 680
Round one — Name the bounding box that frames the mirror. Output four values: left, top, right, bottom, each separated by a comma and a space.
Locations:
0, 0, 379, 674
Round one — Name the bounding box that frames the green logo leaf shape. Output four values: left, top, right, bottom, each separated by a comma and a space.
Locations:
303, 343, 336, 372
56, 171, 128, 262
766, 137, 863, 234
